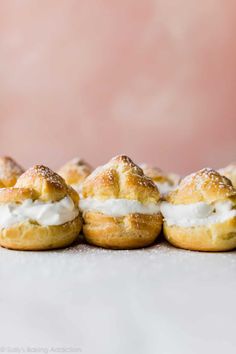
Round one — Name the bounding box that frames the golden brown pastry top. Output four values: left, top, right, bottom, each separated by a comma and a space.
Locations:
81, 155, 160, 203
12, 165, 79, 203
0, 157, 24, 187
140, 164, 178, 186
166, 168, 236, 204
218, 164, 236, 188
0, 188, 36, 204
58, 157, 92, 185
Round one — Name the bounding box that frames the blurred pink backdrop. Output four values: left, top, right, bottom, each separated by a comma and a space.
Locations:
0, 0, 236, 175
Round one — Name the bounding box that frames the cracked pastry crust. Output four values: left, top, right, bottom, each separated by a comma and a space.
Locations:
0, 156, 24, 187
163, 168, 236, 251
58, 157, 92, 187
0, 165, 82, 250
81, 155, 162, 249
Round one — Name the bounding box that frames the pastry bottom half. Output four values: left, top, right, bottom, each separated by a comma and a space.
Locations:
163, 217, 236, 251
83, 212, 163, 249
0, 216, 82, 251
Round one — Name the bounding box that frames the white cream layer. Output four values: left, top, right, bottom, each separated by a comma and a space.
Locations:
155, 182, 175, 195
79, 198, 160, 217
160, 200, 236, 227
0, 196, 79, 229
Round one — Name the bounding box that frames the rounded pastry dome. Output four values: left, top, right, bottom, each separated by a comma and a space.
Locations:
81, 155, 160, 204
0, 156, 24, 187
166, 168, 236, 205
58, 157, 92, 186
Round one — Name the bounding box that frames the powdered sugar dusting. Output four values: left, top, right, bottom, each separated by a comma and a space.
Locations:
82, 155, 160, 195
26, 165, 66, 189
179, 167, 236, 194
111, 156, 160, 190
106, 168, 115, 182
0, 239, 235, 352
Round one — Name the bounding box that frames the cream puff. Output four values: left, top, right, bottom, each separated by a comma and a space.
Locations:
0, 165, 82, 250
161, 168, 236, 251
58, 157, 92, 193
0, 156, 24, 187
218, 164, 236, 188
140, 164, 180, 197
80, 155, 162, 249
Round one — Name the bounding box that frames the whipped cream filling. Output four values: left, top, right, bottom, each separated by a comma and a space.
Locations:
0, 196, 79, 229
155, 182, 175, 195
79, 198, 160, 217
160, 200, 236, 227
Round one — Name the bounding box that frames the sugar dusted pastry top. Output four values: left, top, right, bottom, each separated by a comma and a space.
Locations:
166, 168, 236, 205
218, 164, 236, 188
81, 155, 160, 203
0, 188, 36, 204
58, 158, 92, 186
14, 165, 78, 204
0, 157, 24, 187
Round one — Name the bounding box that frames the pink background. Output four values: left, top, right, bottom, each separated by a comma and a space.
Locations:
0, 0, 236, 175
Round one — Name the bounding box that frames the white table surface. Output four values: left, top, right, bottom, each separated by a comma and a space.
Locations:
0, 240, 235, 354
